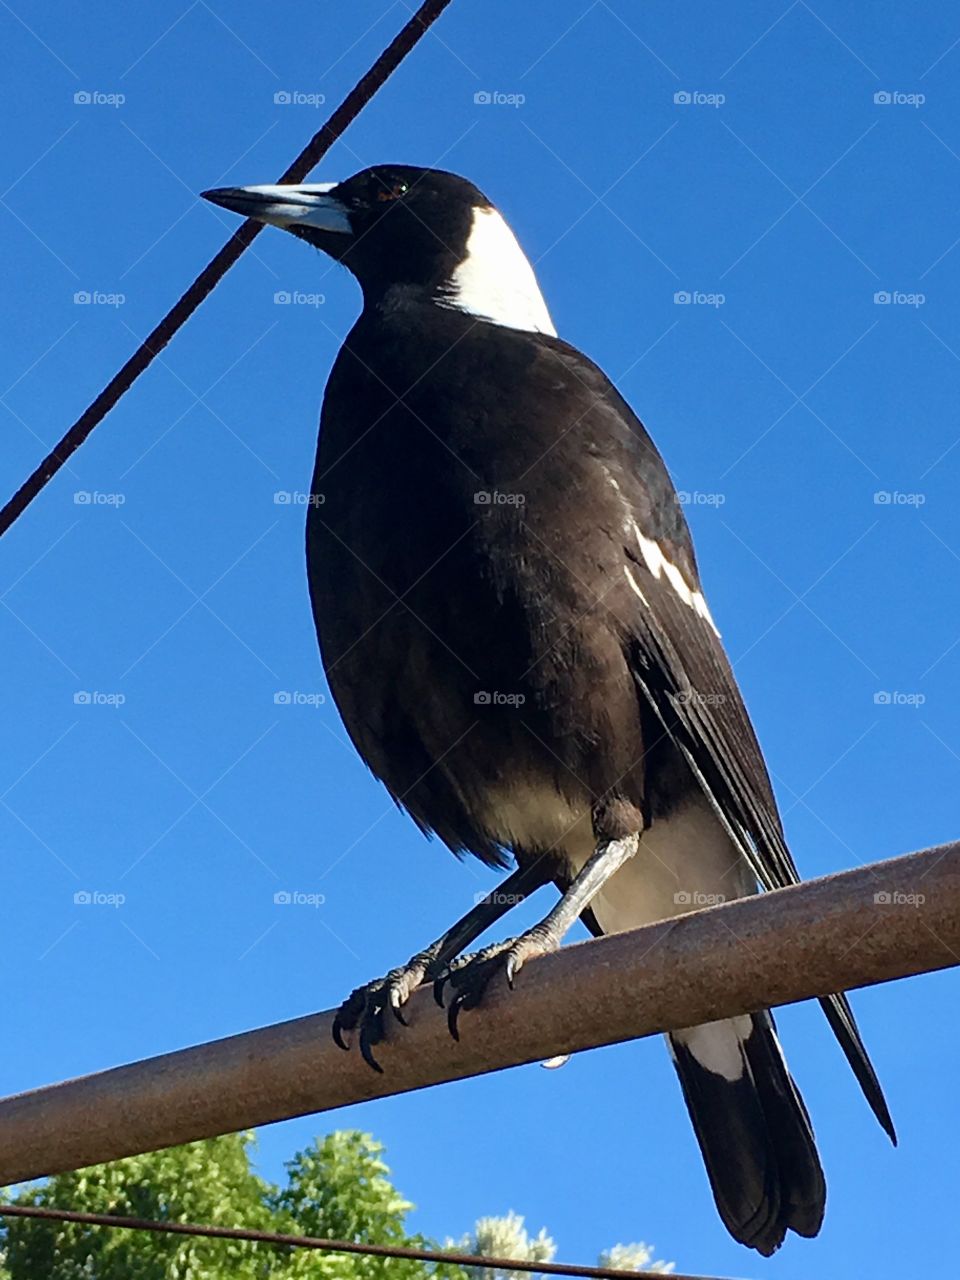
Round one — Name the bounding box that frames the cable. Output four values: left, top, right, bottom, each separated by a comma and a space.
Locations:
0, 0, 456, 540
0, 1203, 728, 1280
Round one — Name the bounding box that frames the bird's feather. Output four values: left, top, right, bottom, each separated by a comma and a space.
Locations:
545, 336, 897, 1142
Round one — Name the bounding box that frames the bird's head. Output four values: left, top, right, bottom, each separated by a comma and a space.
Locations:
202, 164, 555, 335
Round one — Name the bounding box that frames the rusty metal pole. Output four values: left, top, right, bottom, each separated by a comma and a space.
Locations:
0, 841, 956, 1186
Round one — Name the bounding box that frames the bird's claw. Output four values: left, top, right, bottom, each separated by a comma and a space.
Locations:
331, 961, 427, 1071
335, 926, 556, 1058
434, 929, 555, 1039
389, 986, 408, 1026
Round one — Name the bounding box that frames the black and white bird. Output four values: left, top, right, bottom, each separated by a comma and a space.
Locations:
204, 165, 895, 1255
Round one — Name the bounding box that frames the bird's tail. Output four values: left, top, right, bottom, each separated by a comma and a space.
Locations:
668, 1011, 825, 1256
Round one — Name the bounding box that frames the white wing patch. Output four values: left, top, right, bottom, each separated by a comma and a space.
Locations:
632, 523, 720, 636
623, 564, 649, 605
671, 1017, 754, 1081
438, 206, 557, 337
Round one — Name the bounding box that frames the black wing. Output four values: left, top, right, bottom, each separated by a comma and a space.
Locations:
546, 338, 895, 1142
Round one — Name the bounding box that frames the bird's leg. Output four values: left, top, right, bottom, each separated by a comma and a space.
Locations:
332, 860, 549, 1071
436, 831, 640, 1039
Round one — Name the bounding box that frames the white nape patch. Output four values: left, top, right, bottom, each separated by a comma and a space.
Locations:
439, 206, 557, 336
624, 564, 649, 606
632, 523, 720, 636
671, 1017, 754, 1081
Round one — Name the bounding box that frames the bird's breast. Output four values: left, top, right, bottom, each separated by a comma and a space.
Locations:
301, 318, 652, 857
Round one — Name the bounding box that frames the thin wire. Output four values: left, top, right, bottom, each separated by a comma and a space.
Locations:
0, 0, 456, 540
0, 1204, 732, 1280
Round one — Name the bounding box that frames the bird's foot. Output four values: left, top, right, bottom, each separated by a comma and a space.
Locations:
332, 957, 430, 1072
433, 925, 558, 1040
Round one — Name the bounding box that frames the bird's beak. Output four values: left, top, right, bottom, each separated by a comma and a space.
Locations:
201, 183, 352, 235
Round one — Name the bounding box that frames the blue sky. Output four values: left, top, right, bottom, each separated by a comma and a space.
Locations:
2, 0, 959, 1274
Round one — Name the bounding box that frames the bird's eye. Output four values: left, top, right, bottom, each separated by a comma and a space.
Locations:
375, 179, 410, 202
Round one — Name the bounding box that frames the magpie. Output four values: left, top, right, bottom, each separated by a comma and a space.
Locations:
203, 165, 895, 1255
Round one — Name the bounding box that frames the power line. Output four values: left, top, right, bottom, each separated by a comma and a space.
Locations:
0, 0, 456, 540
0, 1203, 727, 1280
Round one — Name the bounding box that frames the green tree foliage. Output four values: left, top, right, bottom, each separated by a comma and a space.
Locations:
269, 1132, 465, 1280
0, 1131, 671, 1278
447, 1209, 556, 1278
449, 1209, 673, 1277
0, 1133, 275, 1280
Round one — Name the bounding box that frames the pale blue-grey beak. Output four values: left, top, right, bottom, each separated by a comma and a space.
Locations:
201, 182, 352, 234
